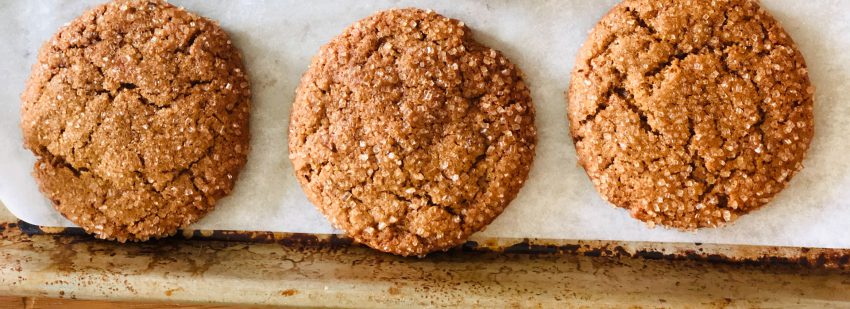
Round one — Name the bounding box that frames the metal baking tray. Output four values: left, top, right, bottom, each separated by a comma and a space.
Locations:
2, 0, 850, 278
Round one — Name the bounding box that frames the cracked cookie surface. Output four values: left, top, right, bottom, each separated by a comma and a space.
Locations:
568, 0, 813, 229
20, 0, 251, 241
289, 8, 536, 256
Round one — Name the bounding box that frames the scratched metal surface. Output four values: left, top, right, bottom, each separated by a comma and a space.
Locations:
2, 211, 850, 307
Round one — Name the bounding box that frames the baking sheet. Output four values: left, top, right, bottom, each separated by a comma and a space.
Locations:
1, 0, 848, 248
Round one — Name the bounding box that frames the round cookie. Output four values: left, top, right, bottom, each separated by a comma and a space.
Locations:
20, 0, 251, 241
289, 8, 536, 256
568, 0, 813, 229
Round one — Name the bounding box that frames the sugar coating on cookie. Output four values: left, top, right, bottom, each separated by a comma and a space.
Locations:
289, 8, 536, 256
20, 0, 251, 241
568, 0, 813, 229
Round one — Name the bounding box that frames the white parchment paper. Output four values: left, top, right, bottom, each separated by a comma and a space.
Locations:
1, 0, 848, 248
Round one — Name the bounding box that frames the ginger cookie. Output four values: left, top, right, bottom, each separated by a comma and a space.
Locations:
289, 8, 536, 256
20, 0, 251, 241
568, 0, 813, 229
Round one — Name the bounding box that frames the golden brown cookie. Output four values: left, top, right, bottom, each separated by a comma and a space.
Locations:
568, 0, 813, 229
289, 8, 536, 256
20, 0, 251, 241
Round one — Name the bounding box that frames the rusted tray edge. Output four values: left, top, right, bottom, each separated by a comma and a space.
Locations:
16, 220, 850, 270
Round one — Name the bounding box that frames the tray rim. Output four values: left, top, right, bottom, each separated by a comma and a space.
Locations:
16, 219, 850, 270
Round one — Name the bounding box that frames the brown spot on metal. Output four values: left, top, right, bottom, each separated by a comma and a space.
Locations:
164, 287, 182, 296
48, 237, 78, 273
186, 252, 217, 276
280, 289, 298, 296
